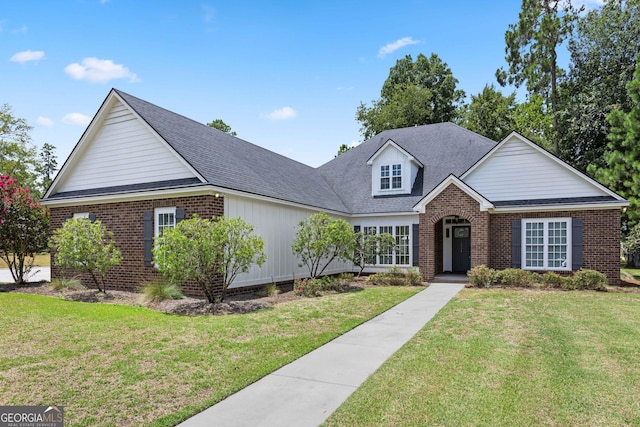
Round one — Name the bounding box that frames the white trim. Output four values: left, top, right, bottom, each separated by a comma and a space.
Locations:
44, 90, 206, 199
366, 139, 423, 167
461, 132, 626, 202
154, 206, 176, 239
412, 174, 494, 213
493, 202, 628, 213
72, 212, 90, 219
521, 217, 572, 272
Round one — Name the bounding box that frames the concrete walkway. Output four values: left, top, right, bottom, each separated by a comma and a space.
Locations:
0, 267, 50, 283
178, 282, 465, 427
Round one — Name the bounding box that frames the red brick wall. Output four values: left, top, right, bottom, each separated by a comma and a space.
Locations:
419, 184, 490, 281
489, 209, 621, 285
49, 195, 225, 298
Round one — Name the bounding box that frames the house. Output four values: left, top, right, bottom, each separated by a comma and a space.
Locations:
41, 89, 628, 297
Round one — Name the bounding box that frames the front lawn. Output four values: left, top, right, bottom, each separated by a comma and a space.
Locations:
0, 286, 421, 426
0, 252, 50, 268
324, 289, 640, 426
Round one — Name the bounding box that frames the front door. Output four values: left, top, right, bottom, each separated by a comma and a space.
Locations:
452, 226, 471, 272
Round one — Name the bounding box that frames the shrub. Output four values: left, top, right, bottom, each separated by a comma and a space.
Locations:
50, 277, 85, 291
496, 268, 535, 287
264, 282, 279, 296
542, 272, 571, 289
366, 267, 421, 286
140, 280, 186, 304
294, 278, 324, 297
572, 269, 607, 291
467, 265, 497, 288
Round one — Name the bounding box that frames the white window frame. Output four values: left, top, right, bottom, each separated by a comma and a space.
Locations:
359, 224, 411, 266
380, 165, 390, 190
391, 164, 402, 189
521, 218, 572, 271
154, 207, 177, 239
73, 212, 90, 219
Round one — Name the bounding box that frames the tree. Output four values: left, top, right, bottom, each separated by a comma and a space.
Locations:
35, 143, 57, 197
588, 54, 640, 227
352, 231, 396, 276
557, 0, 640, 172
51, 218, 122, 292
207, 119, 237, 136
292, 212, 355, 278
356, 53, 465, 140
0, 104, 38, 191
496, 0, 582, 153
336, 143, 352, 157
0, 175, 49, 284
154, 215, 266, 303
512, 94, 554, 149
459, 84, 517, 141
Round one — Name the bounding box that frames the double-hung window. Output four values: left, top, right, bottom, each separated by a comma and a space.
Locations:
522, 218, 571, 271
379, 226, 394, 264
391, 164, 402, 189
380, 166, 390, 189
155, 207, 176, 239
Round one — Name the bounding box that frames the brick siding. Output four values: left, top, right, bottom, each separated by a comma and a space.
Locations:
50, 195, 225, 299
418, 183, 621, 285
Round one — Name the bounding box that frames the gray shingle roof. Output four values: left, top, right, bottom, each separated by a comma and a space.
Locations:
114, 89, 349, 213
317, 123, 498, 214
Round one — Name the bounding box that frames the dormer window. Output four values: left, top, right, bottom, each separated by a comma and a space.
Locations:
380, 166, 390, 189
392, 164, 402, 189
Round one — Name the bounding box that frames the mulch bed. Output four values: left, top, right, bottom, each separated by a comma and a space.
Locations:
0, 280, 371, 316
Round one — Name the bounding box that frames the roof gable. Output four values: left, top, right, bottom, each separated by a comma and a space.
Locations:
413, 174, 494, 213
46, 91, 201, 197
461, 132, 626, 202
366, 139, 423, 167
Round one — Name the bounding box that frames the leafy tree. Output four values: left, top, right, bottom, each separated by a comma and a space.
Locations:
51, 218, 122, 292
207, 118, 237, 136
35, 143, 57, 197
352, 231, 396, 276
459, 84, 517, 141
588, 54, 640, 227
0, 175, 49, 284
496, 0, 582, 153
0, 104, 38, 191
356, 53, 465, 140
292, 212, 355, 278
336, 143, 352, 157
513, 94, 554, 149
557, 0, 640, 172
154, 215, 266, 303
623, 222, 640, 266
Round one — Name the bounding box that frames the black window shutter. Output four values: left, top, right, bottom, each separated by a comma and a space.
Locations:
572, 218, 583, 270
176, 208, 185, 223
353, 225, 361, 233
412, 223, 420, 267
63, 215, 72, 222
143, 211, 153, 267
88, 214, 96, 223
511, 220, 522, 268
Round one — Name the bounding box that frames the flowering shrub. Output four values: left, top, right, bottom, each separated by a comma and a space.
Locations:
0, 175, 50, 283
294, 278, 324, 297
467, 265, 498, 288
366, 266, 423, 286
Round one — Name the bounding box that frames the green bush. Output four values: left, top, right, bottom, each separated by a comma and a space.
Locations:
50, 277, 85, 291
366, 267, 423, 286
140, 280, 186, 304
572, 269, 607, 291
294, 278, 324, 297
542, 271, 571, 289
496, 268, 536, 287
467, 265, 497, 288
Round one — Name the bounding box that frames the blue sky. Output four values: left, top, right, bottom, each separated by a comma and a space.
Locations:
2, 0, 603, 169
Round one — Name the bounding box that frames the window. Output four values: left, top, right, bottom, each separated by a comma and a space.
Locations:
392, 164, 402, 189
363, 226, 377, 264
522, 218, 571, 271
73, 212, 90, 219
379, 226, 394, 264
380, 165, 390, 189
155, 207, 176, 239
395, 225, 410, 265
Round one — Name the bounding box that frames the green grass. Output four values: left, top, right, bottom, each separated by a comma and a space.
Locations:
0, 252, 50, 268
0, 286, 420, 426
324, 289, 640, 427
621, 267, 640, 281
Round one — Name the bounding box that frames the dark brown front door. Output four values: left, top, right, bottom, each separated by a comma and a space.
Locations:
452, 226, 471, 272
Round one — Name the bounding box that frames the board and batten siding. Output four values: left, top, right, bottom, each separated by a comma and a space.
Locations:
370, 145, 419, 196
463, 137, 609, 201
225, 195, 353, 288
57, 100, 196, 193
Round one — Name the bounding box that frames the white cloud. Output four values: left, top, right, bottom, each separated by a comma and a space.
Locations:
37, 116, 54, 127
377, 37, 420, 58
10, 50, 44, 63
262, 107, 297, 121
62, 113, 91, 126
64, 57, 139, 83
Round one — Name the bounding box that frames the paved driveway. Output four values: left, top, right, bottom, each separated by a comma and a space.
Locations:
0, 267, 50, 283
